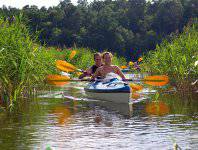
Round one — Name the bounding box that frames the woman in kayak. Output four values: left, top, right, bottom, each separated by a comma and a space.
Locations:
92, 52, 126, 81
79, 52, 103, 79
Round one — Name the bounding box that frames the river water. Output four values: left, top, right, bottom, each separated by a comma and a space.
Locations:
0, 75, 197, 150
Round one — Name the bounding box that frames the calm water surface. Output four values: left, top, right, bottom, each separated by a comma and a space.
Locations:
0, 77, 197, 150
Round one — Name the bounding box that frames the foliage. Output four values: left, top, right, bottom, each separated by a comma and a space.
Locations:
0, 15, 56, 109
142, 21, 198, 90
0, 0, 197, 60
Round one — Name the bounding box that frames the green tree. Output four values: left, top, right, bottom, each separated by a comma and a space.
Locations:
153, 0, 183, 34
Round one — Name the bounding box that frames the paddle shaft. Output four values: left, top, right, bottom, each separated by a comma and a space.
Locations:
47, 79, 165, 82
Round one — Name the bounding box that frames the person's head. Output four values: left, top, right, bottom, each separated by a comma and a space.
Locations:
102, 52, 113, 65
94, 52, 102, 66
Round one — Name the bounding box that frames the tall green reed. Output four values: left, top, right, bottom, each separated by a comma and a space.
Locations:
142, 21, 198, 91
0, 14, 56, 110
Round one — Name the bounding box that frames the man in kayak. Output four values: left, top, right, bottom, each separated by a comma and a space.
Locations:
91, 52, 126, 81
79, 52, 103, 79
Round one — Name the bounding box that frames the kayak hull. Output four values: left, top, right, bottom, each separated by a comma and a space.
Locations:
85, 92, 130, 103
84, 78, 131, 103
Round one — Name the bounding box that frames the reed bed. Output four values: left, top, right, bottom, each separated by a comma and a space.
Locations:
142, 21, 198, 92
0, 14, 126, 110
0, 15, 56, 110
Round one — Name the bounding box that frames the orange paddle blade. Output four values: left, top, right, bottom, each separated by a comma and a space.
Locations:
56, 60, 77, 71
129, 83, 143, 91
120, 65, 128, 69
56, 64, 75, 72
47, 81, 69, 86
46, 75, 70, 86
144, 75, 169, 86
46, 74, 70, 81
69, 50, 77, 59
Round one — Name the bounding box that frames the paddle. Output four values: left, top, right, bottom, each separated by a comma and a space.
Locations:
129, 75, 169, 90
46, 74, 169, 91
47, 74, 71, 81
46, 75, 70, 86
57, 61, 144, 90
56, 60, 82, 72
47, 74, 168, 83
46, 74, 143, 91
56, 64, 75, 72
69, 50, 77, 60
143, 75, 169, 86
53, 61, 168, 89
55, 61, 168, 84
47, 81, 69, 86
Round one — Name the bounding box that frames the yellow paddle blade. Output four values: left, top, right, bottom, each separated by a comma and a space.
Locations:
144, 75, 169, 86
46, 74, 70, 81
128, 61, 134, 66
76, 72, 82, 76
56, 60, 77, 71
138, 57, 143, 62
129, 83, 143, 91
56, 64, 75, 72
69, 50, 77, 59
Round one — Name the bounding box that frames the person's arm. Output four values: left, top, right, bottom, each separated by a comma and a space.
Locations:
85, 67, 92, 75
78, 67, 92, 79
114, 66, 126, 80
78, 71, 87, 79
91, 68, 101, 81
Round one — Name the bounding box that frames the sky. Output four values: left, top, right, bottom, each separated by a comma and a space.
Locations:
0, 0, 82, 9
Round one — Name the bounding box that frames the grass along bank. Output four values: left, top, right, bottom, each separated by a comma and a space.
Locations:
0, 15, 56, 110
0, 15, 127, 110
142, 21, 198, 92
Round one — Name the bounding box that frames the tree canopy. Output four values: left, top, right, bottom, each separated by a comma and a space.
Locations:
0, 0, 197, 60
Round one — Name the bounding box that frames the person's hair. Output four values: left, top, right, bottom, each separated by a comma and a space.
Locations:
102, 52, 113, 59
94, 52, 101, 60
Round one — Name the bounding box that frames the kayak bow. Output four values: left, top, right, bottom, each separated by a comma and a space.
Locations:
84, 78, 131, 103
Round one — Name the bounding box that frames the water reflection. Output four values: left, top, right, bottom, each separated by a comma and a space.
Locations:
145, 101, 170, 116
90, 101, 134, 117
52, 105, 72, 125
0, 74, 197, 149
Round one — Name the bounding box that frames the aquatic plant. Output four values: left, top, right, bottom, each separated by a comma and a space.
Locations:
0, 14, 56, 110
142, 20, 198, 92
